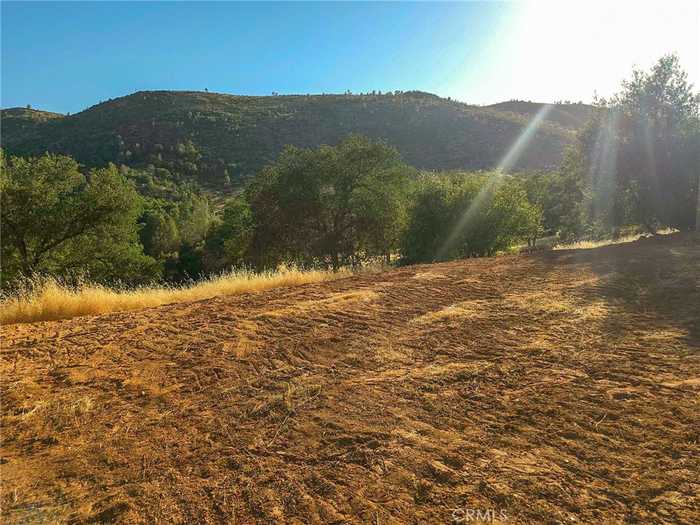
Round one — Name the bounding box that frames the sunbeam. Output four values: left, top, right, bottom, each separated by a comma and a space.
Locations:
587, 109, 620, 226
642, 101, 661, 225
435, 104, 554, 260
497, 103, 554, 172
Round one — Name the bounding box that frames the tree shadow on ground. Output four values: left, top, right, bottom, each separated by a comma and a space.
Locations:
542, 233, 700, 348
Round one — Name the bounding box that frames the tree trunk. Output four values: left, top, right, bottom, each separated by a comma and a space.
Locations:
331, 252, 339, 272
18, 238, 32, 275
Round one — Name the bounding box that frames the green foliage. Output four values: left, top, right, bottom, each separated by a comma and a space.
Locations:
173, 242, 205, 280
513, 159, 590, 243
1, 151, 160, 286
487, 100, 594, 130
562, 55, 700, 235
118, 161, 214, 280
3, 57, 696, 297
515, 171, 556, 235
203, 196, 254, 272
0, 122, 579, 291
139, 209, 180, 258
245, 135, 414, 269
400, 175, 458, 262
175, 192, 211, 246
552, 147, 588, 240
351, 161, 413, 263
1, 91, 577, 190
401, 172, 541, 263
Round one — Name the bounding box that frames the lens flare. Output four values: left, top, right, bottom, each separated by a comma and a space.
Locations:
497, 103, 554, 172
587, 109, 620, 225
435, 104, 554, 260
642, 102, 661, 223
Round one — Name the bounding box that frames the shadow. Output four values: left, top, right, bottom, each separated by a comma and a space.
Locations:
539, 232, 700, 347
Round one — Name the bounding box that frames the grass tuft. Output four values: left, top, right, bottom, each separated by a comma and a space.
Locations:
1, 267, 350, 325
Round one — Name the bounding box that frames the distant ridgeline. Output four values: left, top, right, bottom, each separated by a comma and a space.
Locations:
1, 91, 592, 190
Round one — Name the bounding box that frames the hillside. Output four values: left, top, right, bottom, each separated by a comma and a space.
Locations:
1, 107, 65, 146
2, 234, 699, 524
1, 91, 578, 189
486, 100, 596, 130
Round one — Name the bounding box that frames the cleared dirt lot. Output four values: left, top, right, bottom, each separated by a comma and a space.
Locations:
2, 234, 699, 524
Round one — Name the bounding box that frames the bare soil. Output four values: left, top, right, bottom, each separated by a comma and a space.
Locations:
2, 233, 699, 524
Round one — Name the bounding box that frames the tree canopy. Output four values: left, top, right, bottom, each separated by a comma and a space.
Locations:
1, 151, 159, 285
561, 54, 700, 236
401, 172, 541, 263
245, 135, 414, 269
6, 56, 696, 292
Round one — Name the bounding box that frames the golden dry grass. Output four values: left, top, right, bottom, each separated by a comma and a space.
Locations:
20, 395, 95, 434
554, 228, 677, 251
410, 299, 491, 325
0, 267, 350, 325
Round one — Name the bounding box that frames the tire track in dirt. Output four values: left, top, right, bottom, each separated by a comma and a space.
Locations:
1, 234, 699, 524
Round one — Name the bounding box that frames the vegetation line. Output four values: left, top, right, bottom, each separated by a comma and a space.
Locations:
553, 229, 677, 251
2, 56, 698, 317
0, 267, 350, 325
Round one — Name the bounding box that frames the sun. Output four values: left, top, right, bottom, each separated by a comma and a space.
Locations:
457, 1, 700, 105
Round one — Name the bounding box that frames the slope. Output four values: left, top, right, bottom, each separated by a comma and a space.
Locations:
487, 100, 596, 131
2, 233, 699, 524
2, 91, 576, 188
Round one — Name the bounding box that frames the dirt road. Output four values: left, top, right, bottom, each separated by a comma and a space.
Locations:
2, 234, 699, 524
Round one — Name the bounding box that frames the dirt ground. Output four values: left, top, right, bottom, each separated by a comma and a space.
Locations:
2, 233, 699, 524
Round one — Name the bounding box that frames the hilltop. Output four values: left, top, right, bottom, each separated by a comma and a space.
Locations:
1, 107, 64, 146
1, 91, 587, 189
2, 234, 698, 523
1, 107, 64, 121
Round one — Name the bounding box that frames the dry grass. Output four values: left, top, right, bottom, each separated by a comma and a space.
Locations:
554, 234, 645, 251
410, 299, 490, 325
20, 396, 95, 434
0, 267, 350, 325
554, 228, 677, 251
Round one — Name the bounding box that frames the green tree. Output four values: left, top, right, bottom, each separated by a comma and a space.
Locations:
564, 55, 700, 234
203, 196, 254, 271
401, 172, 540, 263
1, 151, 159, 286
400, 174, 457, 263
139, 209, 180, 258
352, 163, 413, 263
176, 192, 212, 246
516, 170, 581, 244
247, 135, 412, 269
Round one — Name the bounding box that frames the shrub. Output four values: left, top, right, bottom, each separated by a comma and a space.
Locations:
401, 172, 541, 263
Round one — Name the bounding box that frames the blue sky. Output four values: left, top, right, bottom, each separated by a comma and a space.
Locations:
2, 1, 698, 114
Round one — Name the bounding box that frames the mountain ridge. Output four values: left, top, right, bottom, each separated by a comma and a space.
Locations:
1, 90, 594, 190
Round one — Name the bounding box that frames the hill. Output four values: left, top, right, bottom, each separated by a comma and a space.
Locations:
486, 100, 596, 130
1, 91, 580, 189
1, 107, 65, 146
2, 234, 699, 523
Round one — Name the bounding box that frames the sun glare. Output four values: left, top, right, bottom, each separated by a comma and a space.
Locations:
435, 103, 554, 260
586, 109, 620, 222
454, 1, 700, 104
532, 1, 696, 98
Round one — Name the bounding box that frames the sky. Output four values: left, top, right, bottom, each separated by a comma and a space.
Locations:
2, 1, 699, 114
